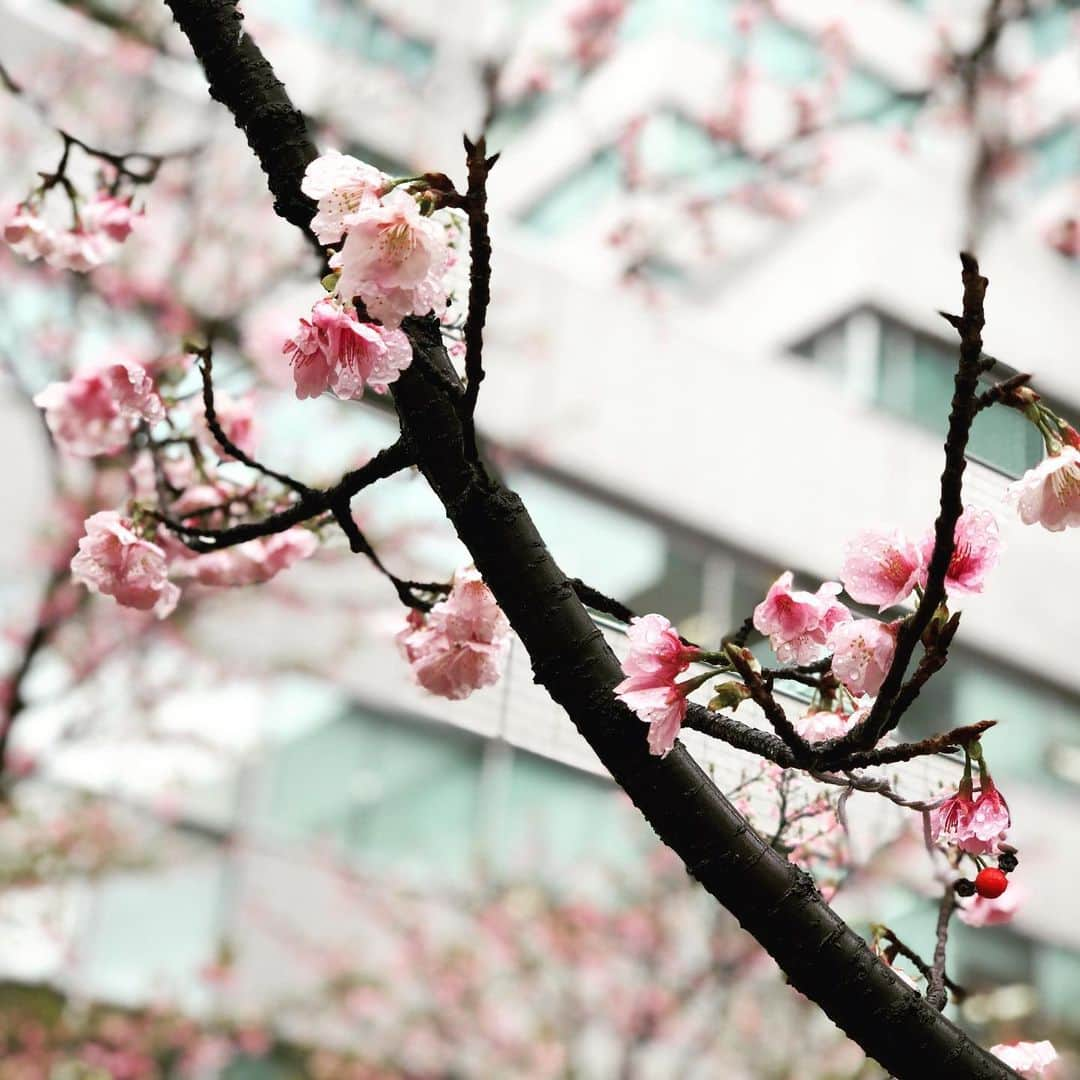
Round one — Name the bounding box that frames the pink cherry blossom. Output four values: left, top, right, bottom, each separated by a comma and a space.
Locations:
301, 150, 386, 245
614, 614, 699, 757
990, 1041, 1058, 1077
330, 188, 452, 328
958, 883, 1024, 927
52, 228, 114, 272
616, 614, 699, 692
920, 506, 1000, 596
826, 618, 897, 697
929, 773, 1008, 855
1006, 447, 1080, 532
968, 777, 1011, 853
396, 567, 510, 701
840, 528, 922, 610
753, 572, 851, 665
929, 776, 977, 850
70, 511, 179, 617
181, 528, 318, 588
283, 299, 412, 400
794, 709, 854, 743
4, 203, 59, 260
81, 193, 139, 243
617, 683, 689, 757
34, 362, 164, 457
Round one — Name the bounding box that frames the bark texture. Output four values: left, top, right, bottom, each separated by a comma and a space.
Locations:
161, 2, 1017, 1074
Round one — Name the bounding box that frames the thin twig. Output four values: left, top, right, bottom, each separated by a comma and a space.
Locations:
458, 135, 498, 460
155, 440, 413, 551
926, 888, 958, 1011
197, 348, 312, 497
881, 927, 967, 1003
818, 253, 988, 763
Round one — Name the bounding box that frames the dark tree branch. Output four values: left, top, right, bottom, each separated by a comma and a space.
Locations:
196, 348, 313, 497
328, 498, 444, 612
881, 927, 966, 1005
161, 6, 1017, 1073
817, 253, 989, 766
458, 135, 497, 460
927, 889, 958, 1012
726, 646, 814, 765
160, 0, 321, 255
155, 439, 413, 551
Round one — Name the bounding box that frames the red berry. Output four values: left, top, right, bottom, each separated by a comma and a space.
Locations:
975, 867, 1008, 899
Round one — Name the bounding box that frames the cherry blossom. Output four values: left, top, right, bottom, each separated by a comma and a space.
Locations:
4, 192, 138, 271
330, 187, 453, 328
826, 618, 897, 698
930, 769, 1009, 855
920, 506, 1000, 596
968, 776, 1011, 853
1006, 447, 1080, 532
794, 709, 854, 743
396, 567, 510, 701
70, 511, 179, 617
753, 572, 851, 665
3, 202, 58, 261
958, 882, 1024, 927
616, 614, 699, 692
180, 529, 318, 588
614, 614, 700, 757
617, 682, 691, 757
81, 192, 140, 243
990, 1041, 1059, 1077
34, 361, 164, 457
283, 298, 413, 400
840, 528, 922, 610
301, 149, 387, 245
930, 775, 977, 850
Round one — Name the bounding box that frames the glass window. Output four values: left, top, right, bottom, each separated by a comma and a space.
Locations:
795, 310, 1058, 478
520, 150, 623, 235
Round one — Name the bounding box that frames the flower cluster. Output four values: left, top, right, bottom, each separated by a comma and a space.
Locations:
71, 511, 179, 618
177, 530, 319, 589
4, 192, 139, 271
841, 506, 1000, 609
283, 297, 412, 401
69, 507, 319, 618
753, 572, 851, 666
34, 361, 164, 457
614, 614, 701, 756
750, 506, 999, 700
396, 567, 510, 701
930, 744, 1012, 861
618, 504, 1003, 757
302, 150, 454, 329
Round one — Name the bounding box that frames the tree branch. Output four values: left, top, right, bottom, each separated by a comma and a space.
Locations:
196, 347, 313, 497
155, 439, 413, 551
161, 6, 1016, 1073
817, 253, 988, 765
458, 135, 497, 460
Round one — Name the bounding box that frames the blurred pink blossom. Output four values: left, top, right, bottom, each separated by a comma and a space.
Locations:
71, 511, 179, 617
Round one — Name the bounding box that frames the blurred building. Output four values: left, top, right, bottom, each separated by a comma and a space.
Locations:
2, 0, 1080, 1052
